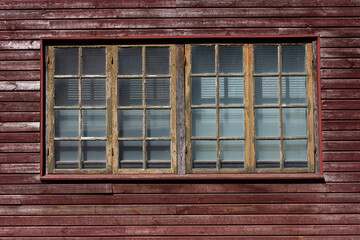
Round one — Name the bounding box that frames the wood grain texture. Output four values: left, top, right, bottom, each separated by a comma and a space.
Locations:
0, 0, 359, 238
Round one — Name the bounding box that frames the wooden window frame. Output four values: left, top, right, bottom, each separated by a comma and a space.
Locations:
40, 36, 323, 181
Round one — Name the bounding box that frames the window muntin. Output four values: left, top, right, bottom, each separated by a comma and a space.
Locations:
45, 41, 316, 175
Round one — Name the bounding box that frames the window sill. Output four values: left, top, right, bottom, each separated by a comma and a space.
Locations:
41, 173, 324, 181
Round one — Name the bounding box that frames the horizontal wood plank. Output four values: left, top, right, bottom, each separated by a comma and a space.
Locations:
0, 153, 40, 163
0, 112, 40, 121
0, 195, 21, 205
0, 143, 40, 153
1, 7, 360, 20
0, 81, 40, 91
322, 79, 360, 89
321, 58, 360, 69
0, 102, 40, 112
323, 152, 360, 162
0, 133, 40, 142
20, 193, 360, 205
0, 184, 112, 194
322, 110, 360, 120
0, 174, 40, 184
0, 225, 359, 237
0, 61, 39, 71
321, 69, 360, 79
325, 173, 360, 182
322, 89, 360, 99
321, 48, 360, 58
323, 141, 360, 151
0, 122, 40, 132
324, 162, 360, 172
0, 92, 40, 102
0, 164, 39, 173
1, 204, 360, 216
0, 214, 359, 226
323, 131, 360, 141
0, 50, 40, 60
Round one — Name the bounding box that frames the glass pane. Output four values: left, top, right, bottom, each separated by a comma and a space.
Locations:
146, 110, 170, 137
81, 141, 106, 169
118, 78, 142, 106
282, 108, 307, 137
284, 140, 308, 168
192, 140, 217, 169
219, 45, 243, 74
255, 77, 279, 105
54, 47, 78, 75
282, 45, 306, 73
219, 108, 244, 137
282, 76, 306, 105
55, 110, 78, 138
119, 141, 143, 169
220, 140, 245, 169
146, 47, 169, 75
192, 109, 216, 137
219, 77, 244, 105
147, 141, 171, 169
82, 47, 106, 75
255, 140, 280, 168
82, 78, 106, 106
191, 45, 215, 74
55, 78, 78, 106
255, 108, 280, 137
118, 47, 142, 75
254, 45, 278, 74
54, 141, 78, 169
145, 78, 170, 106
192, 77, 216, 106
82, 110, 106, 137
118, 110, 143, 138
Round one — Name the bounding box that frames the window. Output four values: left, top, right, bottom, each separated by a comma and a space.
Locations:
44, 38, 319, 176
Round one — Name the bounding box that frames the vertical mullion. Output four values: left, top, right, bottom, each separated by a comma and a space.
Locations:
306, 43, 315, 172
47, 46, 55, 173
78, 47, 82, 170
142, 46, 147, 170
185, 45, 192, 173
175, 44, 186, 174
244, 44, 255, 172
215, 45, 220, 170
108, 46, 116, 174
278, 45, 284, 170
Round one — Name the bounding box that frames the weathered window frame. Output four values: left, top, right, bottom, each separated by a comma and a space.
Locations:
40, 36, 323, 180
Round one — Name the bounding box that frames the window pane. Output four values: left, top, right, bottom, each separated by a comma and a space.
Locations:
282, 76, 306, 105
54, 141, 78, 169
255, 77, 278, 105
54, 47, 78, 75
119, 141, 143, 169
82, 78, 106, 106
82, 47, 106, 75
282, 108, 307, 137
282, 45, 306, 73
147, 141, 171, 169
118, 110, 143, 138
255, 140, 280, 168
146, 110, 170, 137
255, 108, 280, 137
220, 140, 245, 169
82, 110, 106, 137
192, 77, 216, 106
219, 77, 244, 105
254, 45, 278, 74
145, 78, 170, 106
219, 108, 244, 137
146, 47, 169, 75
219, 45, 243, 74
55, 78, 78, 106
118, 47, 142, 75
82, 141, 106, 169
192, 109, 216, 137
192, 140, 217, 169
191, 45, 215, 74
118, 78, 142, 106
284, 140, 308, 168
55, 110, 79, 138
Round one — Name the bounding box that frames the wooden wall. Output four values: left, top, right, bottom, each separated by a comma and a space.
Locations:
1, 0, 360, 238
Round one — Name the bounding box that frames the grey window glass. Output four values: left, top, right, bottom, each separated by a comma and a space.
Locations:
219, 77, 244, 105
118, 47, 142, 75
192, 140, 217, 169
55, 110, 79, 138
54, 47, 78, 75
119, 141, 143, 169
282, 45, 306, 73
118, 78, 142, 106
54, 78, 78, 106
254, 45, 278, 74
82, 78, 106, 106
54, 141, 78, 169
219, 45, 243, 74
82, 141, 106, 169
192, 77, 216, 106
146, 47, 169, 75
191, 45, 215, 74
82, 47, 106, 75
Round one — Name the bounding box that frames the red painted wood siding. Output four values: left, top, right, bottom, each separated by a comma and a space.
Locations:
0, 0, 360, 238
